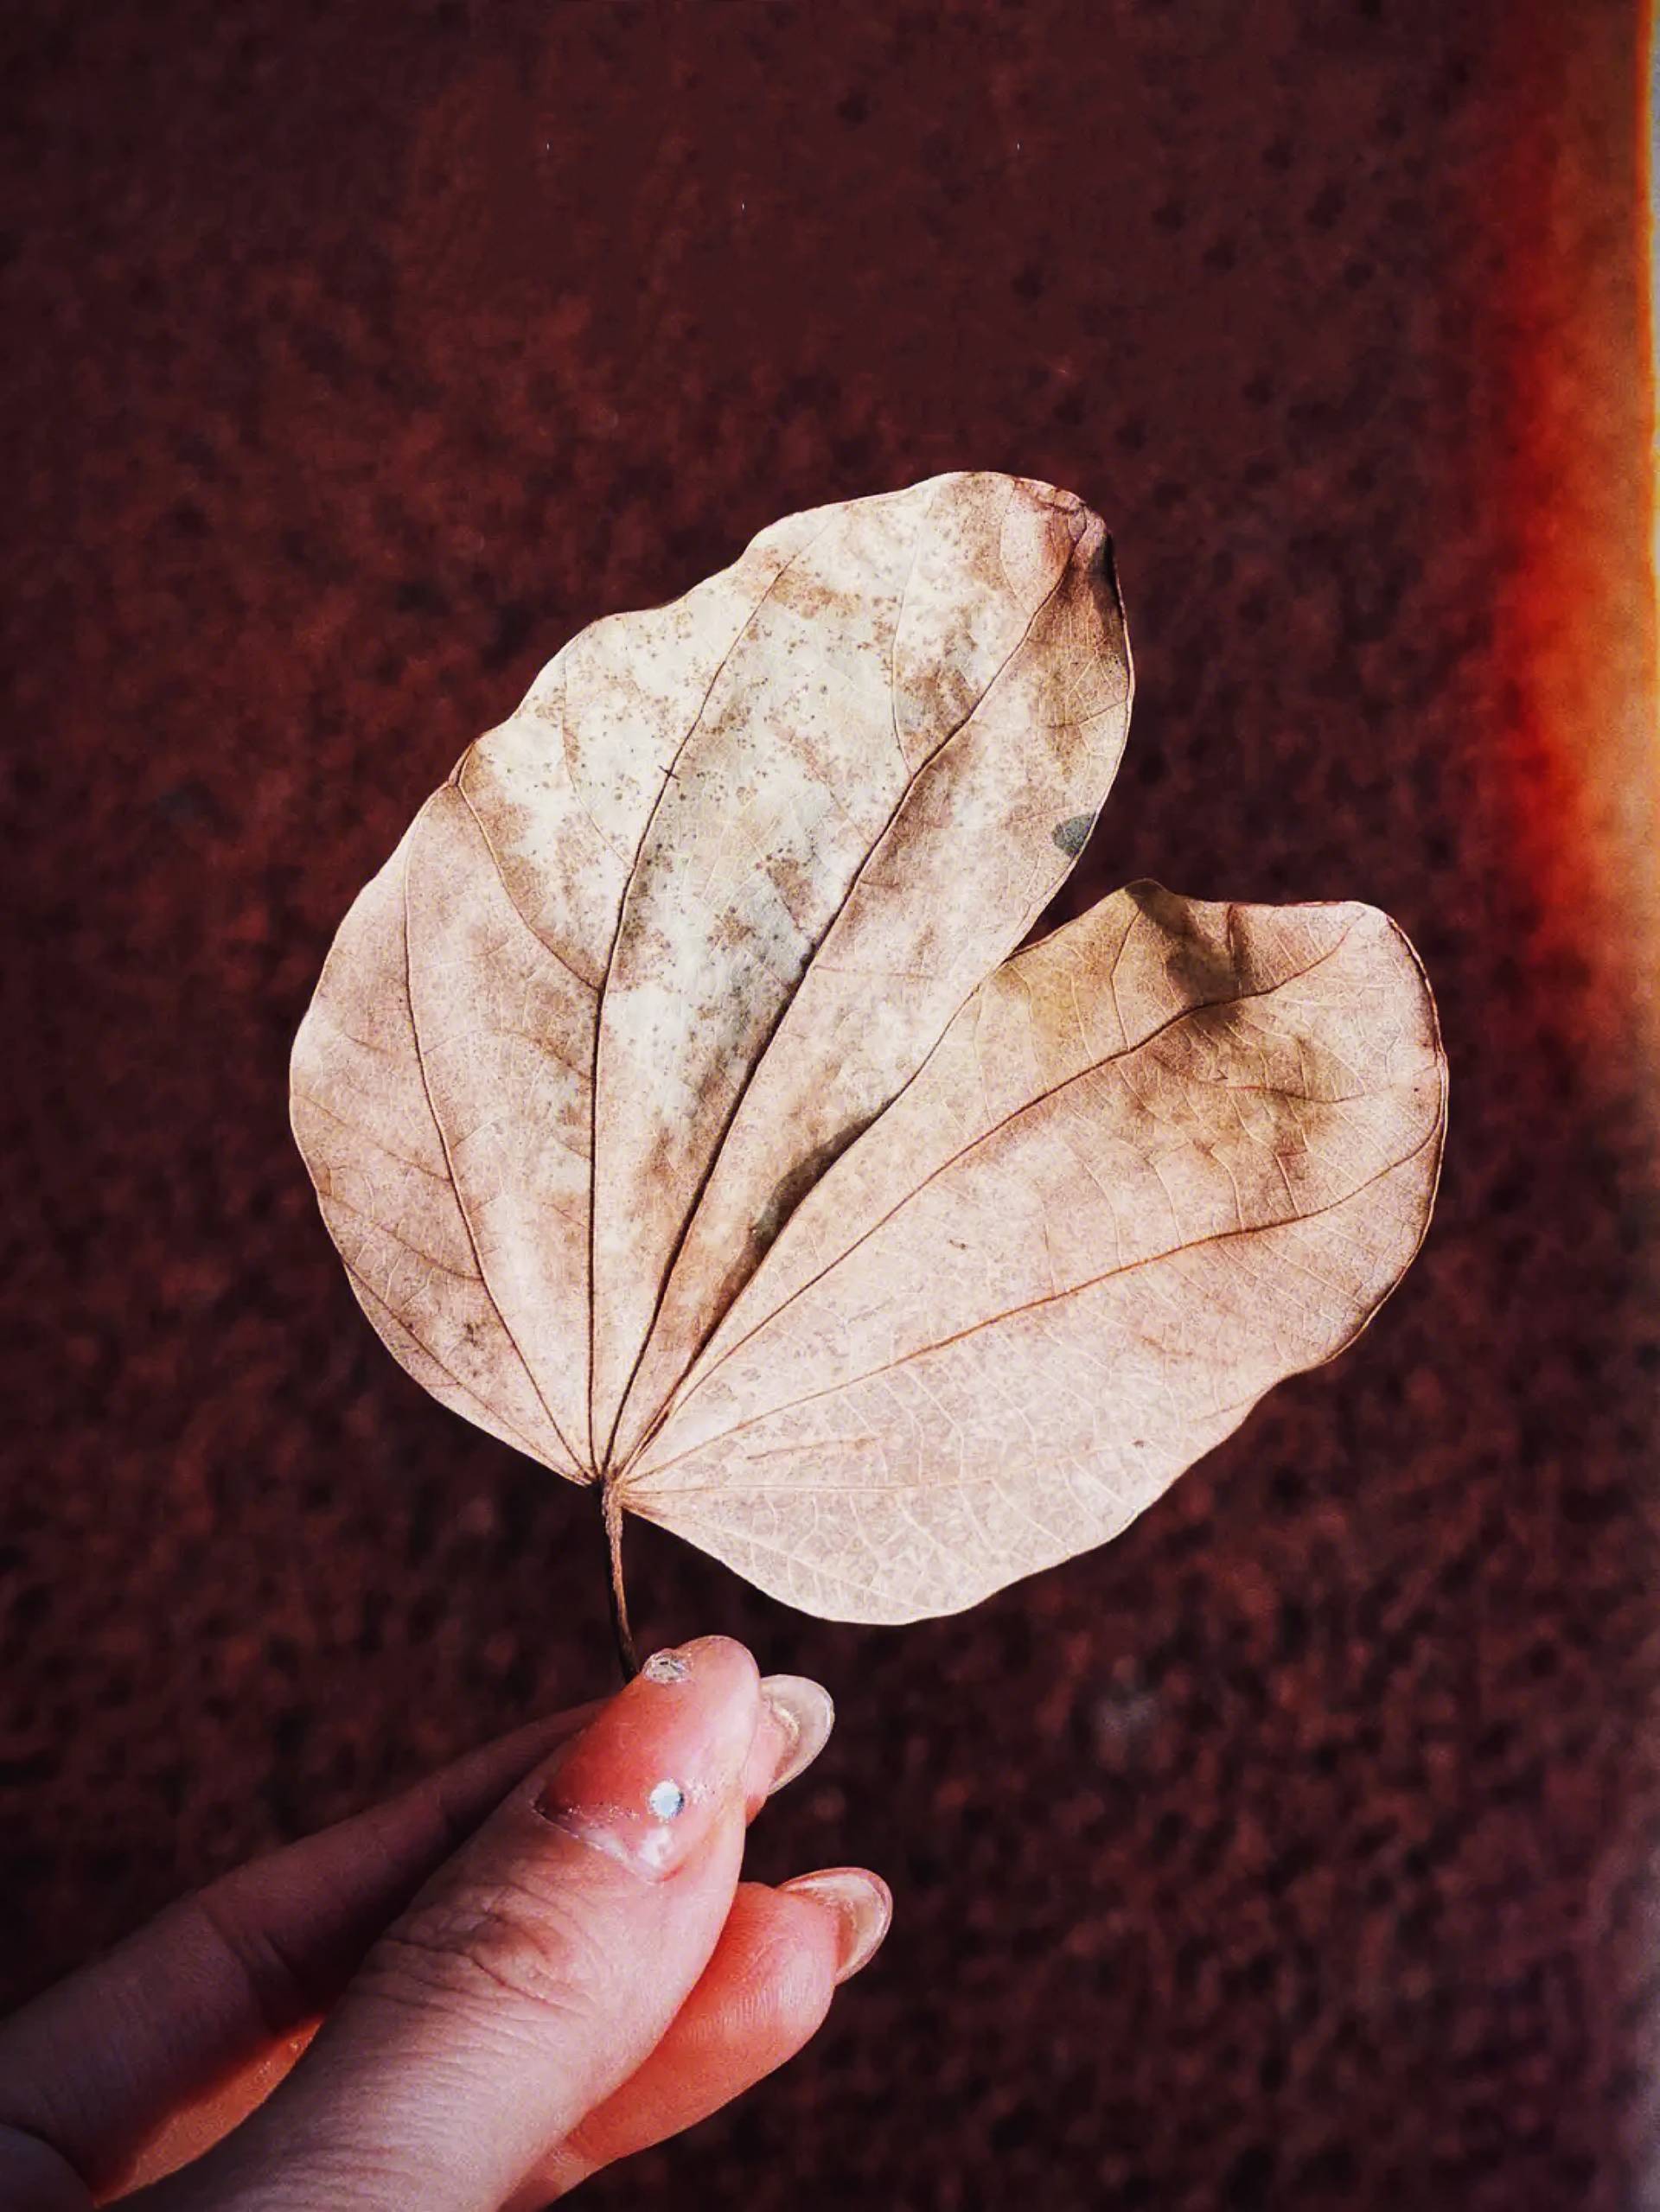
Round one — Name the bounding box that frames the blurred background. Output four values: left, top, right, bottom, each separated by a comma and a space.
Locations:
3, 3, 1657, 2206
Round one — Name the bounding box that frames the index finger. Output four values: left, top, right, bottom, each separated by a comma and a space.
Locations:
174, 1639, 768, 2212
0, 1701, 597, 2203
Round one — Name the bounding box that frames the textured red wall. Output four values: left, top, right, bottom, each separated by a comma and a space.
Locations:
3, 3, 1657, 2207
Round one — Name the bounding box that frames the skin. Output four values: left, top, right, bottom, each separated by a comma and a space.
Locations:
0, 1637, 890, 2210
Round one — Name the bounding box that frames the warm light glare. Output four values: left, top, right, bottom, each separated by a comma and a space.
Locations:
1650, 2, 1659, 700
1493, 5, 1660, 1087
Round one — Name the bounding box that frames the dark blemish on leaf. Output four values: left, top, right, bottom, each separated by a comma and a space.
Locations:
1053, 813, 1095, 858
750, 1125, 868, 1260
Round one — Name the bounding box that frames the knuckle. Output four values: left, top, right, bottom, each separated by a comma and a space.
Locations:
176, 1885, 317, 2042
361, 1870, 618, 2033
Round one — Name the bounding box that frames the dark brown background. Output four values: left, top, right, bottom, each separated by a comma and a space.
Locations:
4, 3, 1658, 2207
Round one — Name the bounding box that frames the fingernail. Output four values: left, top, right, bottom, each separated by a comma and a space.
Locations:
750, 1674, 835, 1801
533, 1635, 760, 1880
780, 1868, 893, 1984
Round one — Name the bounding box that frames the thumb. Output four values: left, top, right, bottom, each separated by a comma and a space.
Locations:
157, 1637, 765, 2212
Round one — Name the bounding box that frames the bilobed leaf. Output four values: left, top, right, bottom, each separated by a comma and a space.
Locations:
291, 473, 1446, 1628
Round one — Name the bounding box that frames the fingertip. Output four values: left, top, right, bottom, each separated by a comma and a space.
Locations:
548, 1882, 841, 2190
527, 1635, 764, 1881
705, 1882, 843, 2041
636, 1634, 761, 1698
777, 1868, 892, 1984
743, 1675, 835, 1812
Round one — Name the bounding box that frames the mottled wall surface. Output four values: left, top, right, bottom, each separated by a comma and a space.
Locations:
3, 3, 1657, 2208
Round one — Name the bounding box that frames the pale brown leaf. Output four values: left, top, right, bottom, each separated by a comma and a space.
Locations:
290, 472, 1446, 1628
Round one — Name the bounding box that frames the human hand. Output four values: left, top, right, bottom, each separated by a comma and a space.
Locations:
0, 1637, 890, 2209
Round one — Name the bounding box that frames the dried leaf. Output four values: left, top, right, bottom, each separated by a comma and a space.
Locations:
291, 473, 1446, 1627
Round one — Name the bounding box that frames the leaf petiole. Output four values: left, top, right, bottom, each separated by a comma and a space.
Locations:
600, 1477, 639, 1683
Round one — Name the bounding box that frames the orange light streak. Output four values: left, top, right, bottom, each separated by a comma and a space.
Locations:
1487, 3, 1659, 1081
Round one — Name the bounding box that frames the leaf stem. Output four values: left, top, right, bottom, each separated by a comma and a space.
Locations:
600, 1477, 639, 1682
